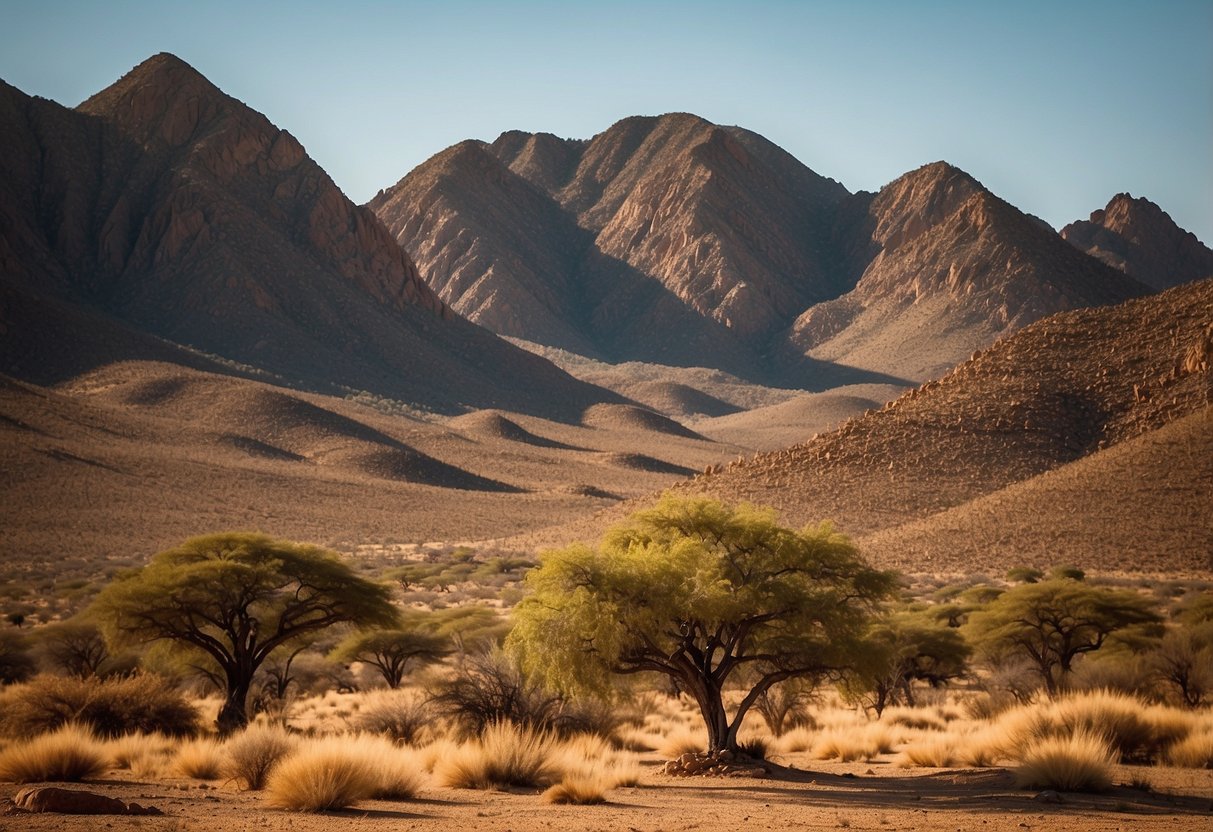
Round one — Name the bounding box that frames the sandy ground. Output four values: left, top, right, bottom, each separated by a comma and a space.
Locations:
3, 756, 1210, 832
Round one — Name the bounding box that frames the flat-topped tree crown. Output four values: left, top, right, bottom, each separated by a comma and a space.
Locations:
92, 532, 398, 733
508, 493, 896, 754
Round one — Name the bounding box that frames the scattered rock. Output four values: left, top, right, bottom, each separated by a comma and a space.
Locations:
10, 787, 163, 815
663, 750, 768, 778
1033, 790, 1064, 804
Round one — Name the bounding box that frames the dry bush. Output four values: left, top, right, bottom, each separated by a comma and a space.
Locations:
775, 726, 816, 754
1014, 730, 1114, 792
543, 774, 610, 804
107, 733, 174, 779
174, 738, 226, 780
1164, 723, 1213, 768
881, 706, 947, 731
352, 691, 433, 745
265, 739, 379, 811
0, 673, 199, 738
223, 723, 297, 790
0, 724, 110, 783
658, 727, 706, 758
435, 721, 560, 789
813, 723, 900, 762
896, 736, 958, 768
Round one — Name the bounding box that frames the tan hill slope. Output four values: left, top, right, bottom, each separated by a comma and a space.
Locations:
0, 361, 737, 582
680, 278, 1213, 557
1061, 193, 1213, 291
859, 407, 1213, 575
0, 54, 614, 419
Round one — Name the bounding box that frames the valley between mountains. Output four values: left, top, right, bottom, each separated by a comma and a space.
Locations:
1, 52, 1210, 596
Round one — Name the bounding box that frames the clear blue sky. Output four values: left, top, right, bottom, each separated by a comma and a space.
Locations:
3, 1, 1210, 243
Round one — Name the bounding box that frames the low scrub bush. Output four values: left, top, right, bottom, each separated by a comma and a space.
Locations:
543, 774, 610, 804
0, 724, 110, 783
0, 673, 199, 738
264, 734, 424, 811
223, 723, 297, 790
174, 738, 226, 780
435, 721, 560, 789
353, 691, 432, 745
1014, 730, 1114, 792
1164, 724, 1213, 768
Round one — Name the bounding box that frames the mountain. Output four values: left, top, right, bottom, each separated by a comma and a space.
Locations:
679, 277, 1213, 573
371, 113, 862, 380
373, 119, 1149, 388
1061, 193, 1213, 291
784, 163, 1151, 381
0, 54, 615, 419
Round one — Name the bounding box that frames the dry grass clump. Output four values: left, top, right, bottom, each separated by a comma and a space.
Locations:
775, 726, 816, 754
265, 738, 380, 812
1164, 723, 1213, 768
895, 736, 958, 768
813, 723, 900, 762
1014, 730, 1114, 792
0, 724, 110, 783
347, 734, 425, 799
223, 723, 297, 790
613, 726, 660, 751
174, 738, 226, 780
352, 691, 433, 745
658, 727, 706, 758
0, 674, 199, 738
543, 774, 611, 804
881, 706, 947, 731
435, 721, 561, 789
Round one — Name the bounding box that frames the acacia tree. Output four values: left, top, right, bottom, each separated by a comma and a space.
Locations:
92, 533, 398, 733
36, 618, 111, 677
330, 627, 449, 689
508, 494, 896, 755
843, 609, 970, 716
964, 578, 1161, 698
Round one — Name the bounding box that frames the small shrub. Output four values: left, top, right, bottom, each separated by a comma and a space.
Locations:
1014, 730, 1114, 792
1164, 725, 1213, 768
896, 736, 958, 768
0, 673, 199, 738
353, 692, 432, 745
265, 739, 379, 811
224, 723, 297, 790
174, 738, 226, 780
776, 726, 816, 754
543, 774, 610, 804
738, 734, 771, 761
658, 727, 706, 758
0, 724, 110, 783
435, 721, 560, 789
882, 707, 947, 731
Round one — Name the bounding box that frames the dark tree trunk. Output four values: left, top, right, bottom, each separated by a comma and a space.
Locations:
216, 674, 252, 736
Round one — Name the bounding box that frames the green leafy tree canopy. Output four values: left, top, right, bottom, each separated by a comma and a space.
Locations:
508, 494, 896, 754
92, 532, 398, 733
965, 577, 1161, 698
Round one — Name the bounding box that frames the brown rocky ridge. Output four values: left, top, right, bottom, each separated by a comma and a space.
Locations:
0, 53, 615, 419
372, 118, 1150, 390
672, 277, 1213, 575
1061, 192, 1213, 291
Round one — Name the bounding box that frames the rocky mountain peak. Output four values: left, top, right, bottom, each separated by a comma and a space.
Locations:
1061, 193, 1213, 290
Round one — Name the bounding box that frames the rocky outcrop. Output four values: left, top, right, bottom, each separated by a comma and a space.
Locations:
1061, 193, 1213, 290
786, 163, 1150, 381
0, 54, 616, 419
8, 787, 162, 815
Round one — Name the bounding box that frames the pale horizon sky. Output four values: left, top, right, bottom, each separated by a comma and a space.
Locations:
3, 0, 1210, 244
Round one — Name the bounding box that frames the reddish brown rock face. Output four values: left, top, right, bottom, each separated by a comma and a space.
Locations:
1061, 193, 1213, 291
0, 53, 615, 419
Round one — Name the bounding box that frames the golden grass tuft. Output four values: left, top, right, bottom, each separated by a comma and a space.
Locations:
1014, 730, 1114, 792
813, 723, 900, 762
775, 726, 816, 754
657, 727, 706, 758
435, 721, 561, 789
1164, 724, 1213, 768
223, 723, 298, 790
265, 739, 379, 812
543, 774, 611, 804
174, 738, 226, 780
0, 724, 110, 783
882, 706, 947, 732
895, 736, 958, 768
